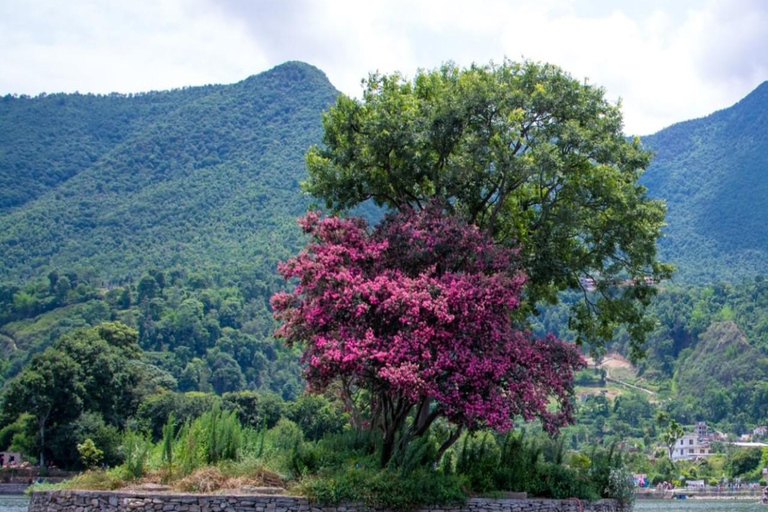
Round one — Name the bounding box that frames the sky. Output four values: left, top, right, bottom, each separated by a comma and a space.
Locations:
2, 0, 767, 135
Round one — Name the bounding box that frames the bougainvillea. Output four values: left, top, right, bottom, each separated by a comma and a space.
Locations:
271, 206, 585, 465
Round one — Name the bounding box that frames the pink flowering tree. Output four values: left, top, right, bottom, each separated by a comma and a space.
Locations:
271, 206, 585, 466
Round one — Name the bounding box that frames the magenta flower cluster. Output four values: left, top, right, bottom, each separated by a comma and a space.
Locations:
271, 207, 585, 434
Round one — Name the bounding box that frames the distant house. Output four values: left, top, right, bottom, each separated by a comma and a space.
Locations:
754, 426, 767, 438
671, 424, 713, 461
0, 451, 21, 467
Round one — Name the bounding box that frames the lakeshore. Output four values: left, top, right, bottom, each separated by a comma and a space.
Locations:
635, 501, 767, 511
636, 489, 765, 501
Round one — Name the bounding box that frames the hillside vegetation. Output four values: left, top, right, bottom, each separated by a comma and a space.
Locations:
641, 81, 768, 282
3, 61, 768, 494
0, 61, 338, 282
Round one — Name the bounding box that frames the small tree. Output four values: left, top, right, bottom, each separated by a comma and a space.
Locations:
272, 207, 584, 466
660, 418, 685, 460
77, 438, 103, 469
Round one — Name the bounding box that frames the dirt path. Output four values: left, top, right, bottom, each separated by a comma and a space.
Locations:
586, 352, 657, 396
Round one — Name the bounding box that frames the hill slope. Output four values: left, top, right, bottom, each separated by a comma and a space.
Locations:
0, 61, 338, 282
641, 82, 768, 282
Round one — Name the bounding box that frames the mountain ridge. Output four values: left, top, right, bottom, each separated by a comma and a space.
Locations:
640, 78, 768, 282
0, 61, 338, 282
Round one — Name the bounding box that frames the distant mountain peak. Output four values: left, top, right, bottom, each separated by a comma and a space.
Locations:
731, 79, 768, 110
0, 62, 340, 281
240, 61, 334, 89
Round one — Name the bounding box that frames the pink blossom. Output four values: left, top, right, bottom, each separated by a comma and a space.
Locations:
271, 206, 585, 434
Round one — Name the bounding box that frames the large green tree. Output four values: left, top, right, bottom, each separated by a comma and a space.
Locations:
53, 322, 147, 427
2, 350, 84, 468
304, 59, 672, 355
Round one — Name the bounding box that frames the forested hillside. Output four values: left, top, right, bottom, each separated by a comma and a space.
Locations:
4, 61, 768, 481
641, 81, 768, 282
0, 61, 338, 282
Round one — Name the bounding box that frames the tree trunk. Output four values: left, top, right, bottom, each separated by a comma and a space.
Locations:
378, 395, 412, 467
380, 427, 397, 468
38, 418, 46, 475
435, 425, 464, 465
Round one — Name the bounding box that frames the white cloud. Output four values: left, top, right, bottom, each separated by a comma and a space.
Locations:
0, 0, 268, 94
1, 0, 766, 134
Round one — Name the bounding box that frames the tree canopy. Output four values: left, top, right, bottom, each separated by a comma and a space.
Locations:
304, 59, 672, 355
272, 207, 584, 465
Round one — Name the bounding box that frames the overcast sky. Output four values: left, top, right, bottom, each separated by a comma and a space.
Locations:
2, 0, 767, 135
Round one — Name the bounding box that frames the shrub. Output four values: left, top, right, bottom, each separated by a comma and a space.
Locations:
298, 466, 465, 510
120, 429, 151, 479
456, 432, 501, 493
537, 463, 600, 501
607, 467, 636, 507
61, 468, 126, 490
77, 438, 104, 469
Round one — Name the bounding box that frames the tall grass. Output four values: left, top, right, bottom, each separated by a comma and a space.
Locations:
79, 404, 632, 508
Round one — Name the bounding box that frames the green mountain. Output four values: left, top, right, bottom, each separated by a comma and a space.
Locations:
0, 61, 338, 282
640, 82, 768, 283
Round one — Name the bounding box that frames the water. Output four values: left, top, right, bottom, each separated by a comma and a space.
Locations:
635, 501, 767, 512
0, 495, 28, 512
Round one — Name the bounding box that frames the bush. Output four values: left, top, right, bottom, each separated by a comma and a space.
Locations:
456, 432, 501, 493
298, 466, 465, 510
77, 438, 104, 469
530, 463, 597, 501
62, 468, 126, 490
286, 395, 344, 441
492, 431, 542, 494
120, 429, 151, 479
607, 467, 635, 507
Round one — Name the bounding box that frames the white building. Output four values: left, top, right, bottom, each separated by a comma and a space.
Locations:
671, 433, 712, 461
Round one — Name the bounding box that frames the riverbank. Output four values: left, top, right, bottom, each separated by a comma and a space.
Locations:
636, 489, 763, 500
0, 469, 76, 496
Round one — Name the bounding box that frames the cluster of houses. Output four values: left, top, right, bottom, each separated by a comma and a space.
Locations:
670, 422, 768, 461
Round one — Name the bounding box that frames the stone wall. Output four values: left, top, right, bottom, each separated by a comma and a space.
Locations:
29, 490, 628, 512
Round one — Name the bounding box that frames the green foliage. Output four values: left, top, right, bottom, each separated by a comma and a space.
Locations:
606, 467, 635, 507
727, 448, 763, 477
222, 391, 285, 430
456, 432, 502, 492
137, 391, 220, 441
201, 405, 243, 464
0, 269, 303, 409
58, 468, 127, 491
0, 413, 33, 452
451, 430, 620, 501
161, 412, 175, 476
0, 62, 338, 284
170, 403, 259, 476
659, 418, 684, 459
120, 429, 151, 479
641, 82, 768, 282
298, 466, 465, 510
77, 438, 104, 469
286, 394, 345, 441
305, 58, 671, 355
49, 412, 123, 469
